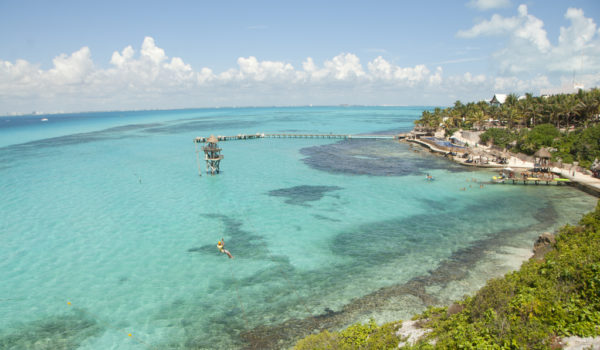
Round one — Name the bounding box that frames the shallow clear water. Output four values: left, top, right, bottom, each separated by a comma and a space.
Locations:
0, 107, 596, 349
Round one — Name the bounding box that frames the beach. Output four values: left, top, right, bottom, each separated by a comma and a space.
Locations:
405, 131, 600, 197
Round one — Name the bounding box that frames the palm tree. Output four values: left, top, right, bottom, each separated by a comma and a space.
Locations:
503, 93, 521, 129
563, 93, 579, 132
474, 109, 487, 130
576, 88, 600, 127
546, 100, 562, 129
521, 93, 536, 127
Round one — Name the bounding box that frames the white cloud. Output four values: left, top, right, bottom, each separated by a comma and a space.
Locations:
367, 57, 431, 86
0, 43, 449, 113
367, 56, 394, 80
48, 46, 94, 85
458, 5, 550, 52
323, 53, 365, 80
429, 67, 443, 85
235, 56, 296, 81
493, 75, 549, 92
140, 37, 167, 65
197, 67, 214, 84
457, 4, 600, 81
110, 45, 134, 67
0, 59, 43, 97
1, 25, 598, 115
467, 0, 511, 11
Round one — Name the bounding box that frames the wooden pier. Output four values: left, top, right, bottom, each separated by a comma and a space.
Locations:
491, 178, 570, 185
193, 133, 406, 143
193, 132, 407, 176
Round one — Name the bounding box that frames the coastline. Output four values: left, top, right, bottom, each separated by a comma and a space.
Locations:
245, 217, 560, 349
292, 134, 600, 349
403, 133, 600, 197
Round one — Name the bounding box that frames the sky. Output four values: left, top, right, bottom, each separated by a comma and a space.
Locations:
0, 0, 599, 115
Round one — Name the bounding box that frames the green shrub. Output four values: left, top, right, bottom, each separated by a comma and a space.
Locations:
572, 124, 600, 168
412, 199, 600, 349
293, 319, 402, 350
445, 127, 459, 138
479, 128, 516, 148
294, 329, 339, 350
517, 124, 560, 154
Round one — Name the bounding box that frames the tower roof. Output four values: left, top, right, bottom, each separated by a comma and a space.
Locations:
206, 135, 218, 143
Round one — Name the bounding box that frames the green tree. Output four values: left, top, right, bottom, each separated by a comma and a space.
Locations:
479, 128, 516, 148
517, 123, 560, 154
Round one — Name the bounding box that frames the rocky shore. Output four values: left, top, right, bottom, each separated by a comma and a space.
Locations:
395, 230, 600, 350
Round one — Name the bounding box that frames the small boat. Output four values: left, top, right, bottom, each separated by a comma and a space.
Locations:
492, 167, 514, 183
492, 175, 506, 183
41, 118, 48, 122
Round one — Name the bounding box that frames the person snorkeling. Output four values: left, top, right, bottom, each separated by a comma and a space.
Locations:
217, 238, 234, 259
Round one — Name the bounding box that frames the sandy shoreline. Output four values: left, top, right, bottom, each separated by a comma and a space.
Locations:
404, 135, 600, 197
397, 133, 600, 348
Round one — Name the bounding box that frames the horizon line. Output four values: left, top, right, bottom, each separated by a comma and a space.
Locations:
0, 104, 443, 118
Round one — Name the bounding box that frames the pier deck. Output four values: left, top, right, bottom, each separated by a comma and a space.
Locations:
490, 178, 570, 185
194, 133, 406, 143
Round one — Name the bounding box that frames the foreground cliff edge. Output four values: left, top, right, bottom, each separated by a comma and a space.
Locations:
294, 200, 600, 349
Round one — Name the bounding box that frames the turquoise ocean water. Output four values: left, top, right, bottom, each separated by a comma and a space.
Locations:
0, 107, 596, 349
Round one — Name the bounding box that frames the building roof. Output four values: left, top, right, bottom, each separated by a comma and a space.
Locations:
535, 147, 552, 159
206, 135, 218, 143
490, 94, 507, 104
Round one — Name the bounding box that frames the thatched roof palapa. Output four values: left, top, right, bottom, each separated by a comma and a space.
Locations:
535, 147, 552, 159
206, 135, 219, 144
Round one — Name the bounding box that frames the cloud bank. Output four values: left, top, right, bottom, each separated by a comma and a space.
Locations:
457, 4, 600, 78
1, 5, 599, 114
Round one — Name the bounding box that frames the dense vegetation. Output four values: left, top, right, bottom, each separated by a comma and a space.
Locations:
414, 89, 600, 167
477, 123, 600, 167
294, 200, 600, 349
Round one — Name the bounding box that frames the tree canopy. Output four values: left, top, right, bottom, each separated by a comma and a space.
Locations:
414, 89, 600, 167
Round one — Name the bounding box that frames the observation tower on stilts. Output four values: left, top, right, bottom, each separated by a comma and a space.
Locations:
200, 135, 224, 175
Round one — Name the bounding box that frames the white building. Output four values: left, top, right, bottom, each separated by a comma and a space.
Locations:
489, 94, 507, 106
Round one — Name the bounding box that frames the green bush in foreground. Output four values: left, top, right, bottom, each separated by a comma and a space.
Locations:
412, 200, 600, 349
294, 319, 402, 350
294, 200, 600, 349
